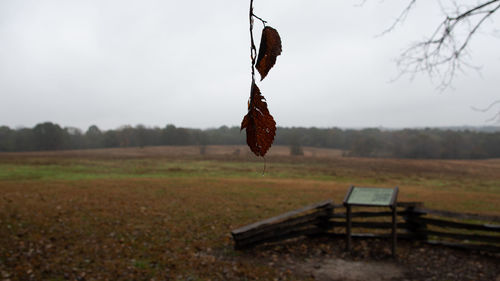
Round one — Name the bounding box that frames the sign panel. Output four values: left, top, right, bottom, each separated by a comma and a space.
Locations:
346, 187, 395, 206
343, 186, 399, 258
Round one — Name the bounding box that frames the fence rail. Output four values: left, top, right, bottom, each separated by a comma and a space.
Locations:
231, 200, 500, 252
231, 200, 333, 249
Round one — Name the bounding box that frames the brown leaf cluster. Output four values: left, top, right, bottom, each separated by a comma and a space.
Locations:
241, 83, 276, 157
242, 25, 281, 157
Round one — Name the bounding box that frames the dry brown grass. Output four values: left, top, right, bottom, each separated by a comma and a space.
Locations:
0, 146, 499, 280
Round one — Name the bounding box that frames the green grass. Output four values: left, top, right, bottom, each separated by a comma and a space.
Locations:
2, 158, 496, 190
0, 160, 332, 181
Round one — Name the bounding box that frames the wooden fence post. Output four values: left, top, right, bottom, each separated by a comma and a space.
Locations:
317, 203, 334, 233
346, 205, 352, 252
403, 204, 427, 241
391, 205, 397, 258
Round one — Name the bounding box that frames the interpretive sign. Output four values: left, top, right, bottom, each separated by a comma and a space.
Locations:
343, 186, 399, 258
345, 187, 397, 206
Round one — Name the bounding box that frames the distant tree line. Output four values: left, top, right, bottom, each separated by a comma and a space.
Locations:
1, 122, 500, 159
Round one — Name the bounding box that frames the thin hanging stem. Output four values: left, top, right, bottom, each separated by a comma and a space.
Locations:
249, 1, 268, 82
249, 0, 257, 81
262, 156, 267, 176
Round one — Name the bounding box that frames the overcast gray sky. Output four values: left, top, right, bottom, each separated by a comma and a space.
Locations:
1, 0, 499, 130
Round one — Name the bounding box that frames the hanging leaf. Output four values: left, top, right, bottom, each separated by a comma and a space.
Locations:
241, 82, 276, 157
255, 26, 282, 81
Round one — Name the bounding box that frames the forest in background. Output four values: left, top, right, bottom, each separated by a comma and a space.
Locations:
1, 122, 500, 159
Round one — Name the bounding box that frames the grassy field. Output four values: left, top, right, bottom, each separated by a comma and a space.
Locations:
1, 145, 499, 280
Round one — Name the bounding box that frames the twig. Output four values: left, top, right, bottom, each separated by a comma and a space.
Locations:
485, 112, 500, 122
252, 13, 267, 27
471, 100, 500, 123
376, 0, 416, 37
471, 100, 500, 112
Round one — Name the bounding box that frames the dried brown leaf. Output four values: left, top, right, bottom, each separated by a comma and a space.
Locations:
241, 82, 276, 157
256, 26, 282, 81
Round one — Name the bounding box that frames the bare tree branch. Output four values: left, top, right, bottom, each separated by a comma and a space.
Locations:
471, 100, 500, 112
486, 112, 500, 122
472, 100, 500, 123
371, 1, 500, 123
380, 0, 500, 90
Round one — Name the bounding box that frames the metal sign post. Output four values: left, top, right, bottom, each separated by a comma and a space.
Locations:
343, 186, 399, 257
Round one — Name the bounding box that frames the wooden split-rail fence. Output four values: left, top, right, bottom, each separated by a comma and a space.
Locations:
231, 200, 500, 252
